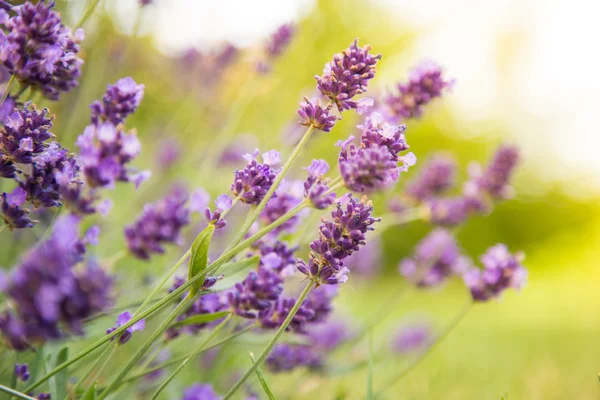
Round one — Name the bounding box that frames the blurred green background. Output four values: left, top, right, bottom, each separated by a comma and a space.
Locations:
2, 0, 599, 399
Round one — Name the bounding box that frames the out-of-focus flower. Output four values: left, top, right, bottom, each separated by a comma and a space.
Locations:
259, 240, 298, 277
204, 194, 232, 229
303, 159, 336, 210
266, 344, 322, 372
156, 138, 182, 171
339, 143, 401, 193
426, 195, 486, 227
260, 180, 303, 235
1, 1, 84, 100
14, 363, 29, 382
0, 186, 35, 229
466, 145, 520, 200
385, 60, 454, 120
90, 77, 144, 125
228, 267, 283, 319
181, 383, 222, 400
266, 23, 294, 58
124, 187, 191, 260
298, 97, 338, 133
399, 228, 471, 287
406, 154, 457, 201
231, 150, 280, 205
391, 321, 432, 354
464, 244, 527, 302
316, 39, 382, 111
106, 311, 145, 345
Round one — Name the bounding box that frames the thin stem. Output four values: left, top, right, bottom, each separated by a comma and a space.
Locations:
0, 385, 35, 400
219, 195, 241, 220
75, 0, 101, 29
96, 296, 194, 399
0, 225, 6, 235
40, 206, 62, 241
224, 126, 316, 253
67, 344, 113, 399
0, 75, 15, 105
374, 301, 473, 398
223, 281, 316, 399
150, 314, 233, 399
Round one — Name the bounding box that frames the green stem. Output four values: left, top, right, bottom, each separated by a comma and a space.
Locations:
75, 0, 101, 29
0, 225, 6, 235
96, 296, 194, 399
150, 314, 233, 399
223, 281, 316, 399
0, 385, 35, 400
374, 301, 473, 398
0, 75, 15, 105
224, 126, 316, 253
67, 344, 114, 399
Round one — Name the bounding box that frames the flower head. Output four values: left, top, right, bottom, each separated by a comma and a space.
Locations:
228, 267, 283, 319
231, 150, 280, 204
260, 180, 303, 235
303, 159, 336, 210
259, 240, 298, 276
14, 364, 29, 382
316, 39, 382, 111
204, 194, 232, 229
297, 97, 338, 132
399, 228, 471, 287
266, 344, 322, 373
266, 23, 295, 58
467, 145, 520, 200
106, 311, 145, 345
90, 77, 144, 125
181, 383, 222, 400
391, 321, 432, 354
386, 60, 454, 119
1, 1, 84, 100
0, 186, 35, 229
464, 244, 526, 301
406, 154, 457, 201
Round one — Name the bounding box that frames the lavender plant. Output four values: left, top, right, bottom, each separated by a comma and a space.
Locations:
0, 3, 527, 399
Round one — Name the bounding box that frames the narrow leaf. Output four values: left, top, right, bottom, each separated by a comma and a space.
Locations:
188, 224, 215, 294
170, 311, 230, 328
249, 352, 275, 400
48, 347, 69, 400
82, 382, 98, 400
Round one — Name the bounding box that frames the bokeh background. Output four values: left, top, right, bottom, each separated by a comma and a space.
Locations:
2, 0, 599, 399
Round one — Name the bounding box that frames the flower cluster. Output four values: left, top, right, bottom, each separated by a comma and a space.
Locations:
260, 180, 303, 235
298, 97, 338, 133
464, 244, 527, 301
90, 77, 145, 125
204, 194, 232, 229
303, 159, 336, 210
0, 215, 112, 351
106, 311, 146, 345
259, 240, 299, 276
315, 39, 382, 111
125, 187, 191, 260
228, 267, 284, 318
391, 321, 432, 354
181, 383, 222, 400
0, 1, 84, 100
0, 187, 35, 230
297, 195, 380, 285
467, 144, 520, 200
399, 228, 471, 287
385, 60, 454, 120
231, 149, 280, 204
405, 154, 457, 201
257, 24, 295, 72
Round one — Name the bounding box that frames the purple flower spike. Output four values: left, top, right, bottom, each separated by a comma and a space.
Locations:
1, 1, 84, 100
339, 143, 400, 193
297, 195, 380, 285
468, 144, 520, 200
204, 193, 232, 229
106, 311, 145, 345
259, 240, 298, 276
315, 39, 382, 112
266, 23, 295, 58
260, 180, 303, 235
228, 267, 283, 319
406, 154, 457, 201
426, 195, 486, 227
90, 77, 145, 125
0, 103, 55, 165
1, 187, 35, 229
464, 244, 527, 302
358, 112, 410, 161
399, 228, 471, 287
303, 159, 336, 210
298, 97, 338, 132
266, 344, 322, 373
259, 296, 316, 333
386, 60, 454, 120
14, 363, 29, 382
125, 188, 191, 260
55, 158, 100, 216
181, 383, 222, 400
391, 321, 432, 354
231, 150, 280, 205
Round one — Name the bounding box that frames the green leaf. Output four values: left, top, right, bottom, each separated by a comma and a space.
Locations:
170, 311, 230, 328
209, 255, 260, 292
249, 352, 275, 400
188, 224, 215, 294
82, 382, 98, 400
48, 347, 68, 400
29, 347, 45, 383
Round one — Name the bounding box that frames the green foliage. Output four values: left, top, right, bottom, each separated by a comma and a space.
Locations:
249, 352, 276, 400
188, 224, 215, 294
48, 347, 68, 400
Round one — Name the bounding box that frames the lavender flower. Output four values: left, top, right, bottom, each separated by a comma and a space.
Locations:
231, 150, 280, 205
1, 1, 84, 100
204, 194, 232, 229
297, 97, 338, 132
266, 23, 294, 58
385, 60, 454, 119
339, 143, 400, 192
0, 156, 15, 178
426, 195, 486, 227
297, 195, 380, 285
259, 296, 316, 333
260, 180, 303, 235
303, 159, 336, 210
125, 187, 191, 260
182, 383, 222, 400
106, 311, 145, 345
467, 145, 520, 200
14, 363, 29, 382
391, 321, 432, 354
266, 344, 322, 372
308, 318, 351, 351
399, 228, 471, 287
464, 244, 527, 302
406, 154, 457, 201
228, 267, 283, 319
0, 103, 55, 165
0, 215, 112, 350
0, 187, 35, 229
259, 240, 298, 276
90, 77, 144, 125
316, 39, 382, 111
76, 123, 144, 189
55, 160, 100, 216
303, 285, 338, 323
359, 112, 410, 161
